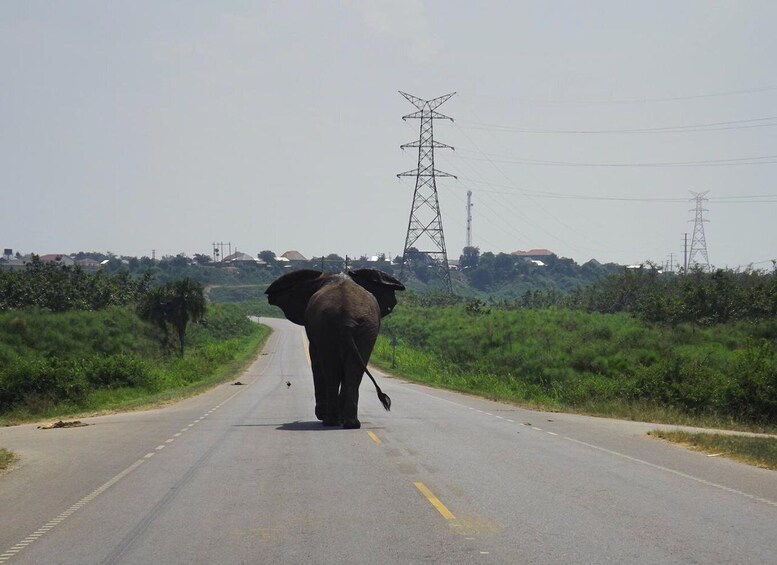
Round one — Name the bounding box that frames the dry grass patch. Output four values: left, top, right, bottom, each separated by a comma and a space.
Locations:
0, 449, 16, 472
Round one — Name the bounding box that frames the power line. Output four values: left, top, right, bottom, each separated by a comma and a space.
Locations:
457, 115, 777, 135
453, 178, 777, 203
456, 151, 777, 168
451, 123, 596, 248
477, 85, 777, 106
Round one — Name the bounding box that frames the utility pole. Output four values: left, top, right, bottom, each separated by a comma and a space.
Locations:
683, 233, 688, 274
397, 91, 456, 292
212, 242, 230, 263
688, 191, 711, 270
466, 190, 473, 249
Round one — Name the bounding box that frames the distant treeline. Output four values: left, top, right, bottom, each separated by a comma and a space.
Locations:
554, 266, 776, 325
10, 248, 626, 296
0, 257, 150, 312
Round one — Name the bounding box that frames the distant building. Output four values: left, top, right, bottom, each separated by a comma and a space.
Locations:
0, 256, 26, 271
511, 248, 554, 260
280, 250, 308, 262
223, 252, 260, 265
76, 258, 101, 271
38, 254, 76, 266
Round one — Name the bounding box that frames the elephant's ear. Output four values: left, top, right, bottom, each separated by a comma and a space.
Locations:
265, 269, 324, 325
348, 269, 405, 317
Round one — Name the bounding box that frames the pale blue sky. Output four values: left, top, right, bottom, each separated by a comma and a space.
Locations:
2, 1, 775, 269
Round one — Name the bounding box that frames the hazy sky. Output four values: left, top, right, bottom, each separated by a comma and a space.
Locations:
3, 1, 776, 269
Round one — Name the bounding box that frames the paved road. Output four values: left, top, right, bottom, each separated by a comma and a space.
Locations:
1, 318, 775, 564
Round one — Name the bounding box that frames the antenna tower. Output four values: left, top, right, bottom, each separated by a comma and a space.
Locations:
397, 91, 456, 292
688, 191, 710, 270
466, 190, 473, 248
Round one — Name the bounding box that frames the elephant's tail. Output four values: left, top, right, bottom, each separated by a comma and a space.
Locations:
365, 366, 392, 412
347, 333, 391, 412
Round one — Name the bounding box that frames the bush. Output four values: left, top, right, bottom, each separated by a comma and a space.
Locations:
375, 301, 777, 426
0, 358, 90, 410
0, 303, 267, 417
85, 355, 150, 389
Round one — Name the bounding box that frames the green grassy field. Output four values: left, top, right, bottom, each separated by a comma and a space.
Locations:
372, 303, 777, 432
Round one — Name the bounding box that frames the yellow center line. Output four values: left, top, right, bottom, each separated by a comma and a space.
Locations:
367, 431, 382, 445
414, 482, 456, 521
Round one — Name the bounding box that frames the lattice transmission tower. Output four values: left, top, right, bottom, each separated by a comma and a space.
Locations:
397, 91, 456, 292
688, 191, 710, 270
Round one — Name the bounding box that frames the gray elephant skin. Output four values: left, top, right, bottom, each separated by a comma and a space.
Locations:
265, 268, 405, 429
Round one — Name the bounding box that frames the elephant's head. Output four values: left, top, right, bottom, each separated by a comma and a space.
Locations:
347, 268, 405, 317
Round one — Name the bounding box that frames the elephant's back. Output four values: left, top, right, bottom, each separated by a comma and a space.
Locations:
305, 277, 380, 333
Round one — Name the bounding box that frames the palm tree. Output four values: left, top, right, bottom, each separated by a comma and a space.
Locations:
167, 278, 206, 357
137, 285, 172, 350
137, 278, 206, 357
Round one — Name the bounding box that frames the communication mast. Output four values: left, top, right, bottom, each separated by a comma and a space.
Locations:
397, 91, 456, 292
688, 191, 710, 270
466, 190, 473, 248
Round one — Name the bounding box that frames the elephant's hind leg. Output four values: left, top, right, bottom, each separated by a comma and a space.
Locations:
339, 372, 363, 429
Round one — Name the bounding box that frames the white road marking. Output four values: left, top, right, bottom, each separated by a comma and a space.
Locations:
0, 459, 147, 563
413, 387, 776, 509
564, 436, 777, 508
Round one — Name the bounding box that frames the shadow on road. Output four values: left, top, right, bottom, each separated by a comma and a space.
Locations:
234, 421, 383, 431
276, 420, 339, 431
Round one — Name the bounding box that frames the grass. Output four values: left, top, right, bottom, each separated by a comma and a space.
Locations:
372, 303, 777, 433
0, 304, 271, 425
0, 449, 15, 472
649, 431, 777, 470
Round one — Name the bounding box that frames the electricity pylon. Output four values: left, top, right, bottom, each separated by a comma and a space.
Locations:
688, 191, 710, 270
397, 91, 456, 292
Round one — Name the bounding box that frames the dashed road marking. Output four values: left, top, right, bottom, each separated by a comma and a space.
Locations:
414, 482, 456, 521
414, 387, 777, 509
0, 458, 146, 563
367, 431, 382, 445
0, 381, 254, 563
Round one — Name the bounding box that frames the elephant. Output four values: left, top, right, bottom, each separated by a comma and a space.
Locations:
265, 268, 405, 429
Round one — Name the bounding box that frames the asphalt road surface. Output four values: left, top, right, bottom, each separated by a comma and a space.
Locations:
1, 318, 775, 564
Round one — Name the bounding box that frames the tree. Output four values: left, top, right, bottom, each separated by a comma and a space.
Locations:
137, 278, 206, 356
167, 278, 206, 356
137, 285, 173, 349
459, 246, 480, 269
324, 254, 345, 272
193, 253, 212, 265
258, 250, 276, 263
